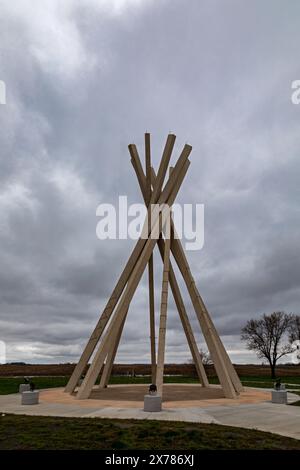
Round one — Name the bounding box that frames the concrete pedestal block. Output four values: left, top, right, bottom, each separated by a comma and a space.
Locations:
271, 390, 287, 404
21, 390, 39, 405
19, 384, 30, 393
144, 394, 162, 412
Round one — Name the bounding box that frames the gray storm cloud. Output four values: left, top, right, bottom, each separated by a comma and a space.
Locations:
0, 0, 299, 364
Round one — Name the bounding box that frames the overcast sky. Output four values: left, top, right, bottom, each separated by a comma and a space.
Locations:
0, 0, 299, 365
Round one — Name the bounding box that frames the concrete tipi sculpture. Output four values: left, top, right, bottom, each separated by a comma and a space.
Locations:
65, 134, 243, 400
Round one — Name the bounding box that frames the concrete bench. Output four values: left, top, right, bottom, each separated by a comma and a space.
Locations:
144, 394, 162, 412
19, 384, 31, 393
21, 390, 39, 405
271, 390, 287, 404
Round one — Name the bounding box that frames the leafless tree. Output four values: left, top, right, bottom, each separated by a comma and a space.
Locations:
288, 314, 300, 343
188, 349, 213, 366
241, 311, 293, 378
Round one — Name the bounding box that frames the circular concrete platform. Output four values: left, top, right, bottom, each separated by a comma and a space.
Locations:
89, 383, 225, 402
40, 384, 271, 409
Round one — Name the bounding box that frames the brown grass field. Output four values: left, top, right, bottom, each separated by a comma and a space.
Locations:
0, 362, 299, 377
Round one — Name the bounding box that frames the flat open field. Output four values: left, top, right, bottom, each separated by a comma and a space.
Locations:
0, 414, 300, 450
1, 374, 300, 395
1, 361, 300, 401
1, 365, 300, 449
0, 362, 299, 377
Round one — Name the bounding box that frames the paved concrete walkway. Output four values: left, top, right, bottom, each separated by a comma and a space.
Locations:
205, 402, 300, 440
0, 392, 218, 424
0, 387, 299, 440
